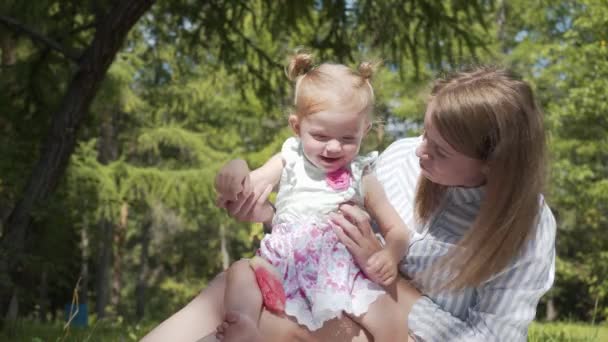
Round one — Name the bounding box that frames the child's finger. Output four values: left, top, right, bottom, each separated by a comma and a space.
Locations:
382, 274, 395, 287
241, 175, 252, 198
228, 182, 243, 200
366, 258, 379, 273
228, 192, 247, 215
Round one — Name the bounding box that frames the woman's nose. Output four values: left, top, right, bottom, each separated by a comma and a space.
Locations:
415, 142, 431, 160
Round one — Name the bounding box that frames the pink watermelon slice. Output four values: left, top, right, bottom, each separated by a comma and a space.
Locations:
249, 256, 286, 314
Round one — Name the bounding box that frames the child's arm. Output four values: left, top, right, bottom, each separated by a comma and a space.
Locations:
249, 153, 284, 191
362, 172, 411, 286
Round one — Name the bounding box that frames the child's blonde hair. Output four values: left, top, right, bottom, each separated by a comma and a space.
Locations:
416, 66, 547, 290
286, 52, 376, 119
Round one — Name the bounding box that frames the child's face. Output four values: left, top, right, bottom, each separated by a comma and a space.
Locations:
290, 109, 370, 172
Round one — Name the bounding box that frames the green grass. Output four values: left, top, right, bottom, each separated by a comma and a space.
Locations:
1, 319, 607, 341
0, 319, 155, 342
529, 322, 608, 341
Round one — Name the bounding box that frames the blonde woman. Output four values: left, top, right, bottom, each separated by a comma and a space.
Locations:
142, 66, 556, 341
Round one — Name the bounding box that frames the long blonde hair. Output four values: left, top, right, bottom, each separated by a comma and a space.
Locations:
416, 66, 547, 289
286, 52, 376, 118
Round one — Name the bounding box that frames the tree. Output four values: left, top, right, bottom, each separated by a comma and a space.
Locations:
1, 0, 495, 321
504, 0, 608, 321
0, 0, 154, 319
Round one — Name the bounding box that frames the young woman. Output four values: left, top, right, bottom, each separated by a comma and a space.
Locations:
142, 66, 556, 342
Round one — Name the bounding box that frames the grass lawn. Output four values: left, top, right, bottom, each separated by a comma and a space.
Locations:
0, 319, 607, 341
529, 322, 608, 341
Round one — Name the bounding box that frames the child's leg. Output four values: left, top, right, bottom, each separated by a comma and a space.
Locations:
216, 258, 263, 341
349, 293, 409, 342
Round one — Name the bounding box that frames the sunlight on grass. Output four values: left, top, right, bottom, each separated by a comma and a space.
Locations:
1, 319, 607, 341
529, 322, 608, 341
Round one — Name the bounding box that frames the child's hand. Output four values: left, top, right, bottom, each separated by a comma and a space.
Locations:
365, 249, 398, 287
215, 159, 251, 207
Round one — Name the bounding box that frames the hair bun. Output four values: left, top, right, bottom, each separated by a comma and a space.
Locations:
287, 53, 314, 81
358, 61, 375, 79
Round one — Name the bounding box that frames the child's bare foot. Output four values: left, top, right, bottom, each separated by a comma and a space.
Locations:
215, 311, 262, 342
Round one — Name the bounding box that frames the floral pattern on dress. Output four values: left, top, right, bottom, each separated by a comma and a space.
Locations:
258, 220, 385, 330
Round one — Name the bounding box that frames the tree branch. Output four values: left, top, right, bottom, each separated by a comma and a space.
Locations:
0, 14, 81, 62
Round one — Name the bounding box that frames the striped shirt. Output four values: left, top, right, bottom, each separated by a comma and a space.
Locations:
374, 137, 556, 342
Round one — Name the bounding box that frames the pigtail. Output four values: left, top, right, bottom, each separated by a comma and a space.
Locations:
358, 61, 378, 102
287, 53, 314, 81
358, 61, 376, 80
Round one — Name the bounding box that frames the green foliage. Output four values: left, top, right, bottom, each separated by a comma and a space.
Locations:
4, 0, 607, 328
505, 0, 608, 322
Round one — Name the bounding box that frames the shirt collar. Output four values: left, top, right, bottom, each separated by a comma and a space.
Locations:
448, 185, 485, 204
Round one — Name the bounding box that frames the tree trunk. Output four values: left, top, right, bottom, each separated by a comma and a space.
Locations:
545, 298, 558, 321
497, 0, 508, 54
95, 219, 113, 319
0, 0, 155, 316
135, 219, 151, 321
79, 219, 90, 307
110, 201, 128, 313
0, 32, 16, 66
38, 270, 49, 322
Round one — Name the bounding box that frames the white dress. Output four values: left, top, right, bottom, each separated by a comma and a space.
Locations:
256, 137, 385, 330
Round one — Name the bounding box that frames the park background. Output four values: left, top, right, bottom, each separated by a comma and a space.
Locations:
0, 0, 606, 340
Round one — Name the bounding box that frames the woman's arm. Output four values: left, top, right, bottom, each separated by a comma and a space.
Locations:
141, 273, 227, 341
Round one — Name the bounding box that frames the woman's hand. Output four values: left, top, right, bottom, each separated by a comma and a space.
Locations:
221, 182, 274, 223
215, 159, 251, 205
329, 203, 384, 280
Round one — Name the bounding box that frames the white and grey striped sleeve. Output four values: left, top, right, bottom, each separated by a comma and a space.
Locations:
408, 202, 556, 342
374, 137, 422, 232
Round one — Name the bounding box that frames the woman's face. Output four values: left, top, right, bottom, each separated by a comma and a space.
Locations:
415, 105, 487, 187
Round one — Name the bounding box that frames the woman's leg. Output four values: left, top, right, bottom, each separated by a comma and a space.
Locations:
349, 293, 409, 342
141, 272, 226, 342
308, 315, 371, 341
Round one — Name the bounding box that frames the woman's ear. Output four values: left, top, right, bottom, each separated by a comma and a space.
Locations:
288, 114, 300, 135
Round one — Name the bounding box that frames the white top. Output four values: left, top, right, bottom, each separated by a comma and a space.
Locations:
273, 137, 378, 225
375, 137, 556, 342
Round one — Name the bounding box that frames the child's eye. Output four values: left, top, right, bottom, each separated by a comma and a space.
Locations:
342, 136, 356, 142
312, 134, 329, 141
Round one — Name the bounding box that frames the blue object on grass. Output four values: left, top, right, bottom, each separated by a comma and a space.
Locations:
64, 303, 88, 327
